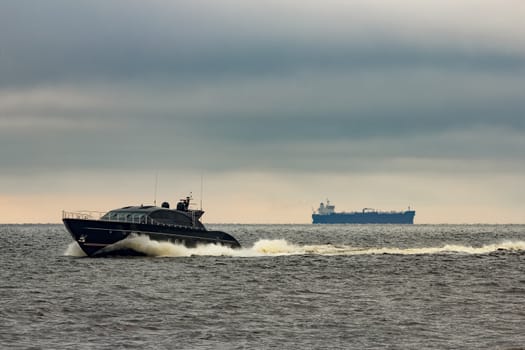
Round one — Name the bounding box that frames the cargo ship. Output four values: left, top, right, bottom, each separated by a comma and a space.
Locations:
312, 200, 415, 224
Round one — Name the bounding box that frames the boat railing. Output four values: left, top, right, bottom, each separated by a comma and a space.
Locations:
62, 210, 193, 228
338, 210, 412, 215
63, 210, 160, 225
62, 210, 106, 220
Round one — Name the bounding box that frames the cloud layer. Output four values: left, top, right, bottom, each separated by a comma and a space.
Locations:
1, 0, 524, 222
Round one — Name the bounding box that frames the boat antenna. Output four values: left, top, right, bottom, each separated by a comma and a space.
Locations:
153, 171, 158, 206
200, 173, 203, 210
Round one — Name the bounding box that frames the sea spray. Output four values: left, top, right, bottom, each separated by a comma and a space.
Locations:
103, 235, 193, 257
252, 239, 300, 255
64, 235, 525, 258
64, 241, 87, 257
359, 240, 525, 256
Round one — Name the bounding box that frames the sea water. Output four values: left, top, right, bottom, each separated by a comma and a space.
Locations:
1, 224, 524, 349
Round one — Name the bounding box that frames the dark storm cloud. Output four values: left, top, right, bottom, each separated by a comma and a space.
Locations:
1, 0, 524, 176
2, 31, 524, 90
1, 0, 524, 88
194, 98, 525, 142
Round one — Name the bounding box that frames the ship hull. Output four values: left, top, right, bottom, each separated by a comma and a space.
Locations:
312, 211, 415, 224
63, 218, 241, 257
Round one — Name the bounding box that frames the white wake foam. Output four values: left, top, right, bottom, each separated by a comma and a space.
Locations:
64, 235, 525, 258
64, 241, 87, 257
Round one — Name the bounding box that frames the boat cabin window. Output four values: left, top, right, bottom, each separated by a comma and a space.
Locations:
101, 211, 147, 223
150, 210, 190, 225
100, 208, 204, 228
150, 210, 204, 228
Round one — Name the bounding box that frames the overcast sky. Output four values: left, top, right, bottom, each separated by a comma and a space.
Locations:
1, 0, 524, 223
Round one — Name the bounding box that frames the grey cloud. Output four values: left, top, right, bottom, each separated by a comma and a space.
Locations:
1, 1, 524, 88
1, 0, 524, 179
2, 36, 523, 89
1, 66, 524, 176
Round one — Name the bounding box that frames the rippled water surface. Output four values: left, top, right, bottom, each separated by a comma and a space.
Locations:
1, 224, 524, 349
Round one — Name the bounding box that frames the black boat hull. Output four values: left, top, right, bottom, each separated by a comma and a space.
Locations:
63, 218, 241, 257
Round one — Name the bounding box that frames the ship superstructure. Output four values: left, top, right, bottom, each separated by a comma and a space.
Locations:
312, 200, 415, 224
